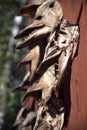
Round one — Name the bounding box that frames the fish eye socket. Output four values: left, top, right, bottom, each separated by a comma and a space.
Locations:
62, 40, 66, 44
49, 2, 54, 8
36, 16, 42, 20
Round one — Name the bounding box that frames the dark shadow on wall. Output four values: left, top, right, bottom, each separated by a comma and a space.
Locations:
58, 63, 72, 127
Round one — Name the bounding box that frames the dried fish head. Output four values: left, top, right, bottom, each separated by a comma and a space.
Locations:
56, 21, 79, 88
12, 107, 30, 129
59, 20, 80, 58
38, 20, 80, 91
12, 108, 36, 130
35, 0, 63, 29
17, 0, 47, 18
22, 64, 58, 103
17, 45, 40, 81
15, 0, 63, 49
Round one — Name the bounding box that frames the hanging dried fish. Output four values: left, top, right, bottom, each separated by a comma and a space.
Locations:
56, 21, 79, 88
39, 19, 79, 86
13, 0, 80, 130
13, 39, 47, 92
15, 0, 63, 49
21, 20, 79, 130
38, 19, 79, 67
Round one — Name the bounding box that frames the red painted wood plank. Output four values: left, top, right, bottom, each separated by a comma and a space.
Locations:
60, 0, 87, 130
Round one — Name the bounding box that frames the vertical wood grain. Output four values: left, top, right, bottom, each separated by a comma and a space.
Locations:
60, 0, 87, 130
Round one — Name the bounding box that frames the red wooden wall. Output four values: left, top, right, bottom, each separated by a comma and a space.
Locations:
59, 0, 87, 130
28, 0, 87, 130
